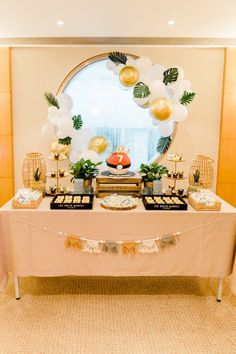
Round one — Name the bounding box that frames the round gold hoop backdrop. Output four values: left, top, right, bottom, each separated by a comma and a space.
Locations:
57, 52, 177, 163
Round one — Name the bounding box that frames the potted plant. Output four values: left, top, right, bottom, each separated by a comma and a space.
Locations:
69, 158, 102, 193
30, 168, 45, 196
187, 169, 201, 195
140, 162, 168, 193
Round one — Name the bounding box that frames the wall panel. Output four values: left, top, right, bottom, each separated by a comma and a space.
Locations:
0, 47, 14, 206
217, 48, 236, 206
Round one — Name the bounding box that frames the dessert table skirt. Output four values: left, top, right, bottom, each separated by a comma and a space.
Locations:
0, 198, 235, 294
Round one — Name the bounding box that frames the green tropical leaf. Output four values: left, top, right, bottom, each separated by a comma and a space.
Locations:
44, 92, 59, 108
133, 82, 150, 98
72, 115, 83, 130
156, 136, 172, 155
180, 91, 196, 105
58, 136, 72, 145
108, 51, 127, 65
163, 68, 178, 85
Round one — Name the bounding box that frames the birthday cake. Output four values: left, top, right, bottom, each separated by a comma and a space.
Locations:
106, 146, 131, 175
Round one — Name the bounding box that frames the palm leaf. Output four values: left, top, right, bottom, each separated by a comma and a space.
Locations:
180, 91, 195, 105
133, 82, 150, 98
156, 136, 171, 155
44, 92, 59, 108
163, 68, 178, 85
108, 52, 127, 65
58, 136, 72, 145
72, 115, 83, 130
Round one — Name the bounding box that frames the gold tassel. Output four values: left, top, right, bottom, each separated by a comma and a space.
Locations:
122, 242, 137, 255
65, 235, 82, 250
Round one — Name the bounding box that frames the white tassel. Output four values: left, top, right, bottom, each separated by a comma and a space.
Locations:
138, 239, 159, 254
83, 239, 101, 254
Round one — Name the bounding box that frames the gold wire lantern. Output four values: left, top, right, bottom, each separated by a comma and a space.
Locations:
189, 155, 214, 189
22, 152, 47, 188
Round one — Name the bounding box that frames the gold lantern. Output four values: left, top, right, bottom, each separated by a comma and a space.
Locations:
22, 152, 47, 189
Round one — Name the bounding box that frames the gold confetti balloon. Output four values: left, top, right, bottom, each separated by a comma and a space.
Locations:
119, 66, 139, 87
150, 97, 173, 121
88, 136, 108, 154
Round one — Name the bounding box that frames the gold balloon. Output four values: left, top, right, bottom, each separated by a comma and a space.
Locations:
51, 141, 70, 156
119, 66, 139, 87
88, 136, 108, 154
150, 97, 173, 121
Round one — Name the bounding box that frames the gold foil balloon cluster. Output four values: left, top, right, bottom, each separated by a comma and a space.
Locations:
106, 51, 195, 137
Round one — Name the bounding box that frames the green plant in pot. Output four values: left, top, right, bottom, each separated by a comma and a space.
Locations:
69, 158, 102, 193
187, 169, 201, 195
140, 163, 168, 192
30, 168, 45, 196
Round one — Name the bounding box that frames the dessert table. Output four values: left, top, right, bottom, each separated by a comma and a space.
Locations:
0, 197, 235, 300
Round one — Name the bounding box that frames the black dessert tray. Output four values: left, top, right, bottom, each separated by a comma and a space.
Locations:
50, 194, 94, 210
142, 195, 188, 210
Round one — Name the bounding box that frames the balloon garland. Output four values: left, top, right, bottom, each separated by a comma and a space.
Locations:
42, 92, 107, 163
106, 52, 196, 154
42, 52, 195, 162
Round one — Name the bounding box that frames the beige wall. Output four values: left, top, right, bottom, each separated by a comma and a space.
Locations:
11, 46, 224, 190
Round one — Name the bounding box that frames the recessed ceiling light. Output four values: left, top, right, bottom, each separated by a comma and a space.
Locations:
57, 20, 64, 26
168, 20, 175, 26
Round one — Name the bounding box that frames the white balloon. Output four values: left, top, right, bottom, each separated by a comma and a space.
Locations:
57, 116, 73, 136
71, 128, 93, 152
58, 108, 73, 120
48, 114, 60, 126
151, 117, 171, 126
126, 57, 136, 67
57, 130, 68, 139
56, 93, 73, 111
133, 96, 150, 106
170, 103, 188, 122
48, 106, 59, 117
69, 149, 80, 163
79, 149, 101, 163
149, 80, 166, 100
158, 122, 174, 137
41, 122, 55, 140
149, 64, 165, 81
167, 82, 184, 102
117, 64, 125, 74
106, 59, 115, 70
136, 57, 152, 73
139, 73, 152, 86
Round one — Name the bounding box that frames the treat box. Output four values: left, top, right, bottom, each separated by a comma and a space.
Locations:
50, 194, 94, 210
12, 195, 42, 209
142, 195, 188, 210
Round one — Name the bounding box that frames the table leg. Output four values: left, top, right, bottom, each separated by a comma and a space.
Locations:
14, 275, 20, 300
217, 278, 223, 302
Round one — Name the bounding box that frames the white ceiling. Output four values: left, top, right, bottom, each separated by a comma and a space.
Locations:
0, 0, 236, 39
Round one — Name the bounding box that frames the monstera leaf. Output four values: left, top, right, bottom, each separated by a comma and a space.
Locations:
108, 52, 127, 65
72, 115, 83, 130
180, 91, 196, 105
44, 92, 59, 108
58, 136, 72, 145
133, 82, 150, 98
156, 136, 171, 155
163, 68, 179, 85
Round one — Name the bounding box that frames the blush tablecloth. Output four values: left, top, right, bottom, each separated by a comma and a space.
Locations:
0, 197, 235, 294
